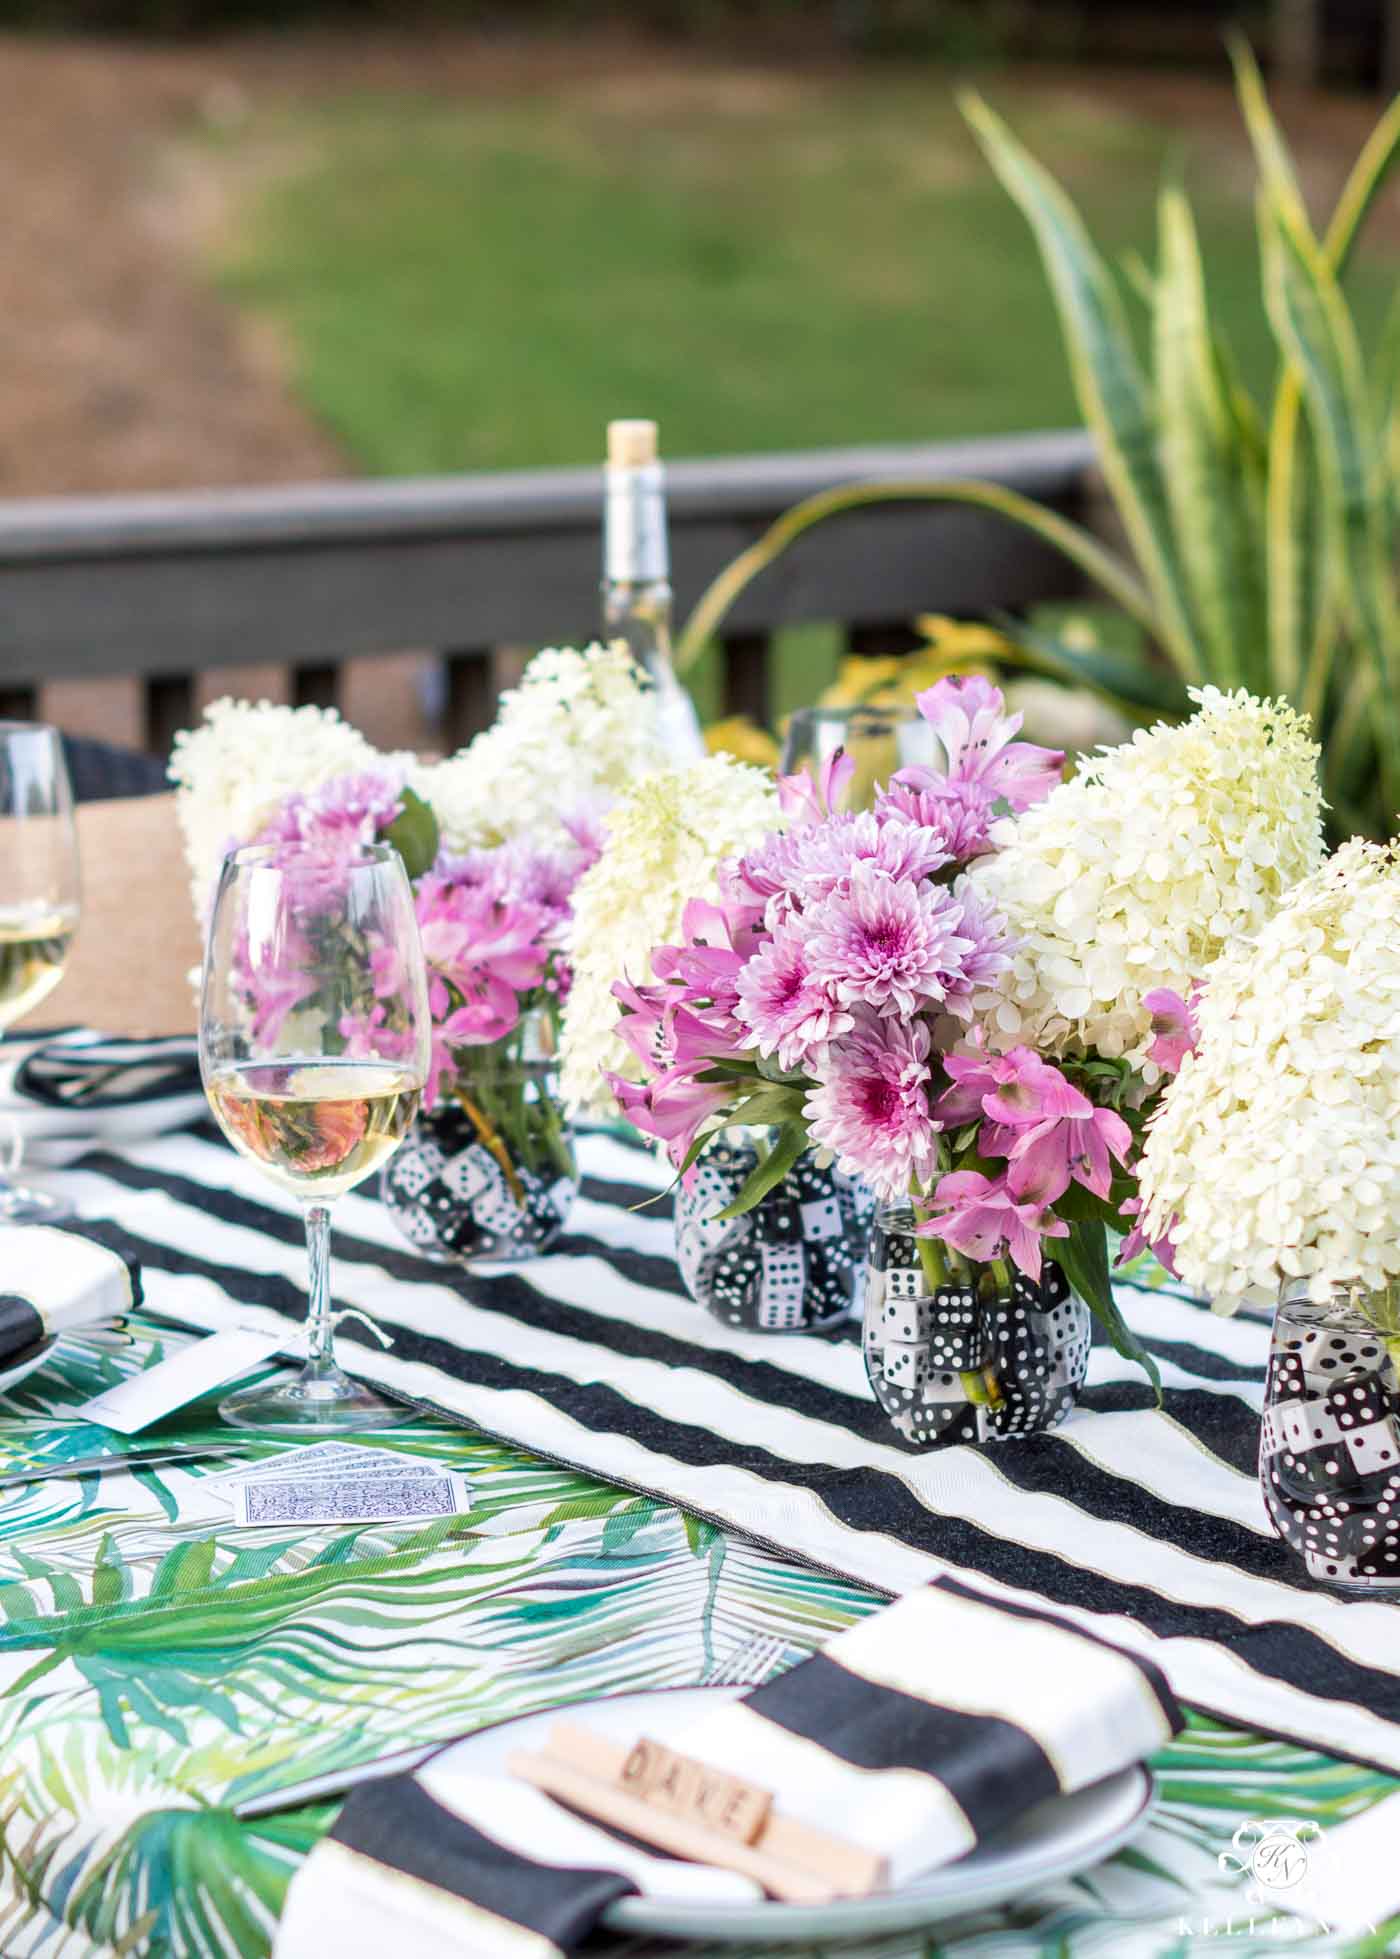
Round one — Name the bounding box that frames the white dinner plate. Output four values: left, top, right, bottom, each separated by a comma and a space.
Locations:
428, 1683, 1156, 1944
0, 1337, 57, 1397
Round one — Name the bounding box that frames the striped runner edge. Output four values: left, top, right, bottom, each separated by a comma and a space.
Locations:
58, 1120, 1400, 1780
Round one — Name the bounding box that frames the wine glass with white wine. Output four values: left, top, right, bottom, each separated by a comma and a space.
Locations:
201, 840, 430, 1431
0, 723, 80, 1223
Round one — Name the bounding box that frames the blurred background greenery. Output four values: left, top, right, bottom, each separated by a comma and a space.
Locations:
4, 4, 1399, 752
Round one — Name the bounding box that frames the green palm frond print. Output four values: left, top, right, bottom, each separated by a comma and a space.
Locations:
0, 1319, 1397, 1959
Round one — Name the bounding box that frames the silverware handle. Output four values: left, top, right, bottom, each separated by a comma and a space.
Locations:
0, 1445, 241, 1487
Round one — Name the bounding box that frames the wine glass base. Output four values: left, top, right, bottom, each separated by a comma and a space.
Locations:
0, 1183, 73, 1225
219, 1365, 411, 1434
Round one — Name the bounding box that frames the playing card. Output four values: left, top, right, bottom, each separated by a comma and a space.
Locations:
233, 1471, 470, 1528
202, 1442, 444, 1493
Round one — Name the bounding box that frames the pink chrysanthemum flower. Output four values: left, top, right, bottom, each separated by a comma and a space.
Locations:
803, 1010, 939, 1202
877, 773, 1001, 863
805, 863, 973, 1018
735, 915, 852, 1069
256, 771, 404, 855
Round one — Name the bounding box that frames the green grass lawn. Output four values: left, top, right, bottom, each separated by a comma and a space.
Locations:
214, 66, 1400, 477
208, 63, 1400, 723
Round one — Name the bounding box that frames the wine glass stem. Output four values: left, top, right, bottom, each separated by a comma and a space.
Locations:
303, 1202, 336, 1370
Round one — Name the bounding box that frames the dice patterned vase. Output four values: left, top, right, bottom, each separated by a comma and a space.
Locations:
381, 1099, 579, 1268
674, 1139, 875, 1332
862, 1204, 1092, 1448
1261, 1287, 1400, 1591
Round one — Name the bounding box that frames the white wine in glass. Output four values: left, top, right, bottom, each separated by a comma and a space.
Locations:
201, 841, 430, 1432
0, 724, 80, 1223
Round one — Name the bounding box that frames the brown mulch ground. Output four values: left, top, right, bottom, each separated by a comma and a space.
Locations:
0, 31, 1392, 753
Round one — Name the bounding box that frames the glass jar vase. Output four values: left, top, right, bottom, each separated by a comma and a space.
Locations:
674, 1135, 875, 1332
380, 1011, 578, 1268
1261, 1282, 1400, 1591
862, 1204, 1092, 1447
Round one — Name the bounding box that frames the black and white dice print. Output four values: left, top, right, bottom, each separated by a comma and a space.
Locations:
381, 1104, 578, 1265
985, 1268, 1091, 1439
673, 1142, 875, 1332
1261, 1322, 1400, 1587
863, 1241, 1091, 1451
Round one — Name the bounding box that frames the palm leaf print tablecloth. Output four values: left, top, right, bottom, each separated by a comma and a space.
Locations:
1, 1316, 1398, 1959
56, 1112, 1400, 1779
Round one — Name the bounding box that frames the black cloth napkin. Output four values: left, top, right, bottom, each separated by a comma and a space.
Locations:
0, 1222, 142, 1367
4, 1032, 203, 1142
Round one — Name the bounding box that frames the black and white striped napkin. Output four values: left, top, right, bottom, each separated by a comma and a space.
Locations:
273, 1580, 1180, 1959
0, 1223, 142, 1367
2, 1031, 204, 1143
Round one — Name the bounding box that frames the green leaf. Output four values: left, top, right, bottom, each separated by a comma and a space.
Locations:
682, 1514, 722, 1559
994, 613, 1190, 716
1259, 192, 1400, 808
726, 1085, 807, 1130
676, 477, 1159, 672
383, 786, 439, 881
1056, 1216, 1162, 1400
712, 1120, 809, 1221
1371, 284, 1400, 511
960, 91, 1202, 682
1154, 183, 1267, 689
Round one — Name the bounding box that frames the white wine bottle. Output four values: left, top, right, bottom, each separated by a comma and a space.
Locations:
603, 418, 706, 763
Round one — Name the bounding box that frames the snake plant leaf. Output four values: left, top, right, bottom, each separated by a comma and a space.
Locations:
960, 92, 1202, 682
1154, 184, 1267, 690
1260, 192, 1400, 809
675, 475, 1157, 671
1320, 82, 1400, 273
1232, 39, 1324, 705
1373, 286, 1400, 513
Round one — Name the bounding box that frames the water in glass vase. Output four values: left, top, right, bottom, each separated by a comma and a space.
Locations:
0, 905, 77, 1029
207, 1060, 421, 1200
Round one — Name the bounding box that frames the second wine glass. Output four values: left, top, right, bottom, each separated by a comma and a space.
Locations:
0, 722, 81, 1223
200, 840, 430, 1432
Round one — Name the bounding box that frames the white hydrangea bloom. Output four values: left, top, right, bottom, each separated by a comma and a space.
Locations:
968, 687, 1324, 1071
170, 698, 382, 920
1139, 842, 1400, 1311
560, 756, 780, 1117
414, 642, 665, 853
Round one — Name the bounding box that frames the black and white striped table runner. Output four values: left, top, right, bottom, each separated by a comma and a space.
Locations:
56, 1109, 1400, 1776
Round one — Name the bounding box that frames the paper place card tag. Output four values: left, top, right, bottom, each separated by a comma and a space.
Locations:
620, 1738, 773, 1845
233, 1470, 470, 1529
75, 1328, 287, 1435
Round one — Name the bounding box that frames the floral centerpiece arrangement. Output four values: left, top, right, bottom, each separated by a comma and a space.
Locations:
172, 644, 665, 1263
600, 676, 1323, 1438
1137, 842, 1400, 1590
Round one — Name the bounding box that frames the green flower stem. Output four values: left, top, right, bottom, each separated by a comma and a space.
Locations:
909, 1178, 1001, 1407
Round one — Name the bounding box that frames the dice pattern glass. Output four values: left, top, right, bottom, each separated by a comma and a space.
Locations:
1261, 1286, 1400, 1591
380, 1039, 579, 1268
673, 1137, 876, 1332
862, 1204, 1092, 1448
